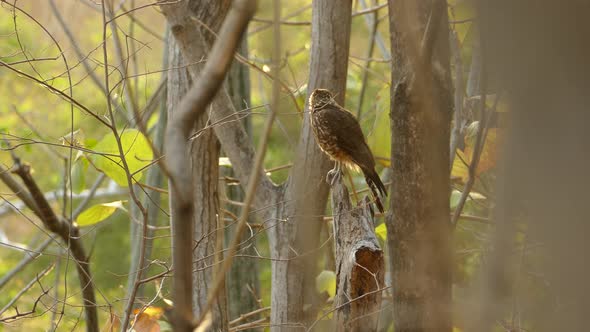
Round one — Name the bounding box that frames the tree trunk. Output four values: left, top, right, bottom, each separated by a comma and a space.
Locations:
472, 2, 590, 331
167, 33, 228, 330
331, 179, 384, 332
386, 1, 453, 331
275, 0, 353, 328
160, 1, 354, 329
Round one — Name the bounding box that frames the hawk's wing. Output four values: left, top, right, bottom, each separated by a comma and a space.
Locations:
315, 104, 376, 170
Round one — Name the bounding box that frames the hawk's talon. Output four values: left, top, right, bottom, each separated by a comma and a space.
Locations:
326, 164, 343, 186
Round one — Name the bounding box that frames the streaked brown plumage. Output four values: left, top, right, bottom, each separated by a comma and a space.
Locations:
309, 88, 387, 213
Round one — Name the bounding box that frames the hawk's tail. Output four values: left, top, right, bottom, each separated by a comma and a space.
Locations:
363, 168, 387, 213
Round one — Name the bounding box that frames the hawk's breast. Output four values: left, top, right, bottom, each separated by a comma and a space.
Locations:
311, 110, 348, 162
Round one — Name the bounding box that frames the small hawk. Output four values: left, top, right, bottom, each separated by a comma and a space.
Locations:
309, 88, 387, 213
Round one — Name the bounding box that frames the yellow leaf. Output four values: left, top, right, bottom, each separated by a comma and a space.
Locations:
451, 149, 470, 182
133, 306, 164, 320
375, 223, 387, 241
315, 270, 336, 298
77, 201, 125, 227
452, 128, 503, 183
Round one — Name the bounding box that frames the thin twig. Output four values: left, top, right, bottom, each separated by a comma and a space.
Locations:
0, 238, 53, 290
355, 0, 380, 120
0, 264, 54, 317
11, 160, 99, 332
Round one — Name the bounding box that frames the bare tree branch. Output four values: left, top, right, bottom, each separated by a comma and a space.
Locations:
0, 264, 53, 318
0, 238, 52, 291
7, 160, 98, 332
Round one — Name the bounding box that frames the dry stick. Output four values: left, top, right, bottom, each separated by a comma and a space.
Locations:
450, 33, 490, 228
419, 0, 446, 65
49, 0, 137, 125
248, 3, 311, 35
249, 3, 387, 30
11, 161, 98, 332
11, 106, 66, 160
450, 93, 500, 229
449, 30, 464, 168
118, 3, 164, 40
4, 0, 77, 225
106, 2, 140, 124
128, 0, 139, 91
158, 0, 258, 330
193, 0, 278, 327
0, 60, 111, 128
0, 264, 54, 317
306, 286, 393, 332
96, 3, 151, 331
357, 0, 390, 63
0, 164, 42, 218
0, 238, 52, 290
191, 17, 302, 116
355, 0, 380, 120
230, 317, 270, 331
228, 306, 271, 326
0, 172, 107, 292
49, 255, 62, 330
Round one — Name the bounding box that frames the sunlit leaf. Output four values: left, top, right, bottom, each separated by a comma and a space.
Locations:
465, 128, 500, 176
133, 306, 164, 320
219, 157, 232, 167
451, 128, 502, 183
315, 270, 336, 298
133, 312, 161, 332
77, 201, 125, 227
91, 129, 153, 186
451, 149, 470, 182
450, 189, 487, 210
375, 223, 387, 241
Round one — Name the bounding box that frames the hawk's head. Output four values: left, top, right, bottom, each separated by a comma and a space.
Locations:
309, 89, 335, 111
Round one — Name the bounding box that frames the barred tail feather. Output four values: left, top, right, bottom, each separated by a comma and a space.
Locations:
363, 168, 387, 213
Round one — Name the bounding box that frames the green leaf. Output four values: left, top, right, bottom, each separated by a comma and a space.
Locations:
315, 270, 336, 297
375, 223, 387, 241
90, 129, 153, 186
76, 201, 125, 227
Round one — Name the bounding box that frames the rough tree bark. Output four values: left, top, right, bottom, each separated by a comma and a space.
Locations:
159, 0, 257, 330
331, 180, 384, 332
278, 0, 353, 327
472, 2, 590, 331
386, 1, 453, 331
225, 38, 261, 324
160, 0, 353, 329
167, 34, 228, 330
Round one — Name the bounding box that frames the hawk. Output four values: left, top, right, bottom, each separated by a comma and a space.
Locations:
309, 88, 387, 213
